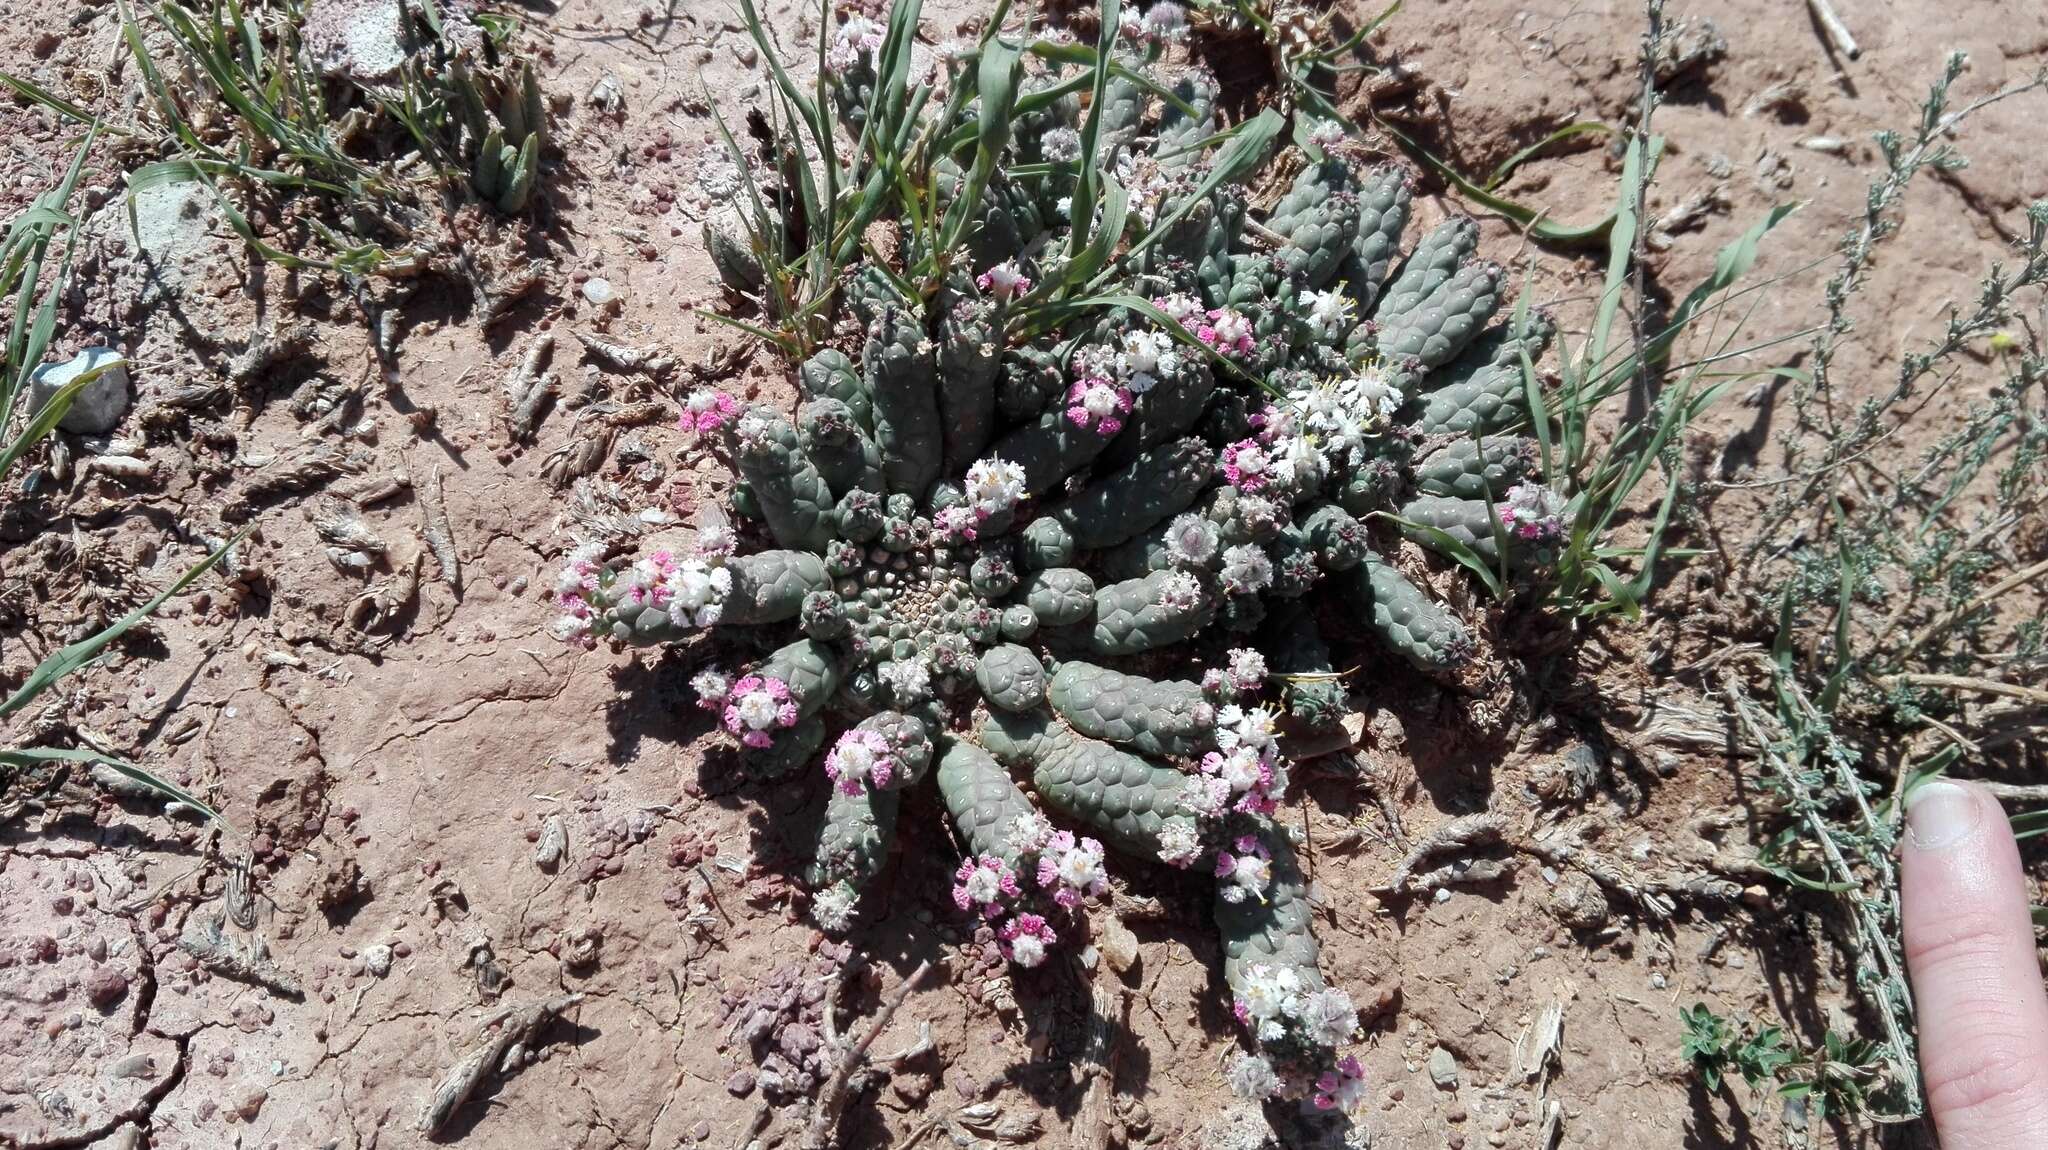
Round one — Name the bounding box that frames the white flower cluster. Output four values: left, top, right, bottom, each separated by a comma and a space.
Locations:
1301, 288, 1353, 337
1041, 126, 1083, 164
1156, 815, 1203, 867
690, 667, 733, 702
1287, 360, 1405, 458
1225, 1051, 1284, 1101
825, 16, 884, 76
1157, 570, 1205, 612
550, 543, 734, 645
1005, 811, 1053, 855
1162, 512, 1219, 568
1110, 149, 1198, 228
1115, 328, 1181, 394
877, 656, 932, 702
1218, 543, 1274, 596
1226, 648, 1267, 691
1118, 0, 1189, 46
1216, 703, 1278, 753
1235, 964, 1359, 1047
811, 883, 859, 932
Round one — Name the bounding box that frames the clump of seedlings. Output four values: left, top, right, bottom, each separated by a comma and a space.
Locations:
2, 2, 557, 276
552, 0, 1572, 1113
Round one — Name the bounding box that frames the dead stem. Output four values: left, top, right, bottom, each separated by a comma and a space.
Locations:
801, 959, 935, 1150
417, 993, 586, 1136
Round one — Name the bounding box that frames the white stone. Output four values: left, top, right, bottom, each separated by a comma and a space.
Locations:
30, 348, 130, 434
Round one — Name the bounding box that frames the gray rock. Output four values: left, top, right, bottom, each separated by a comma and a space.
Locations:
1428, 1045, 1460, 1089
30, 348, 130, 434
95, 179, 228, 307
303, 0, 407, 81
1194, 1103, 1278, 1150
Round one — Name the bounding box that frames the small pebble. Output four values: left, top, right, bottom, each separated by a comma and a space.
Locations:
1428, 1046, 1460, 1089
85, 966, 129, 1009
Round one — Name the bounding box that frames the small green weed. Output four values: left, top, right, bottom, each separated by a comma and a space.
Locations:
0, 529, 248, 824
1, 0, 552, 276
0, 133, 101, 480
1711, 50, 2048, 1126
1680, 1005, 1886, 1123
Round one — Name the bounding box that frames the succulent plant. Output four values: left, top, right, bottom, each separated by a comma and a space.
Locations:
442, 50, 549, 213
551, 2, 1572, 1114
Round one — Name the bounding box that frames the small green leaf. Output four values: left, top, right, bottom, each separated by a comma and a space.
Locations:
0, 747, 224, 824
0, 526, 252, 721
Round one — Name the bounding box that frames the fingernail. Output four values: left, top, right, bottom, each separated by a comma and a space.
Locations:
1906, 780, 1981, 851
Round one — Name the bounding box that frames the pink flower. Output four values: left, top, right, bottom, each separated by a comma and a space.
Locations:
1313, 1056, 1366, 1111
823, 729, 896, 796
952, 855, 1020, 917
680, 389, 739, 435
976, 260, 1031, 302
1064, 379, 1132, 437
998, 912, 1058, 967
1034, 831, 1108, 908
1498, 481, 1567, 542
1215, 836, 1274, 903
934, 504, 979, 543
721, 674, 799, 747
1220, 439, 1272, 491
1201, 307, 1255, 357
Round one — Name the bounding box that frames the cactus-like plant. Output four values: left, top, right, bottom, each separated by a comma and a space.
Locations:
549, 3, 1574, 1114
443, 53, 549, 213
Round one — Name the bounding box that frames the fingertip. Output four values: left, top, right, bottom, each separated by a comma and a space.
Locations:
1902, 779, 2028, 951
1900, 779, 2048, 1148
1904, 779, 1993, 854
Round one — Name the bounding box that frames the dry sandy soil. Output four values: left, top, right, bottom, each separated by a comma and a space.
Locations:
2, 0, 2045, 1148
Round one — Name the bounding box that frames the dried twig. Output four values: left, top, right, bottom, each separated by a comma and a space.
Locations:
417, 993, 585, 1136
502, 334, 555, 406
1891, 672, 2048, 708
1804, 0, 1859, 59
1381, 812, 1503, 893
540, 429, 616, 488
307, 497, 389, 555
177, 911, 301, 998
1897, 556, 2048, 661
330, 470, 412, 506
503, 335, 559, 442
509, 372, 559, 442
802, 960, 935, 1150
420, 465, 461, 595
572, 329, 675, 375
224, 446, 369, 521
1071, 972, 1128, 1150
345, 548, 424, 643
1405, 856, 1517, 894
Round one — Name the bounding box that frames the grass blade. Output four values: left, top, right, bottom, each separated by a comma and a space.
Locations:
1379, 512, 1506, 598
1373, 115, 1624, 247
0, 367, 113, 479
1485, 121, 1612, 190
1066, 0, 1121, 260
0, 526, 251, 721
0, 747, 224, 824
